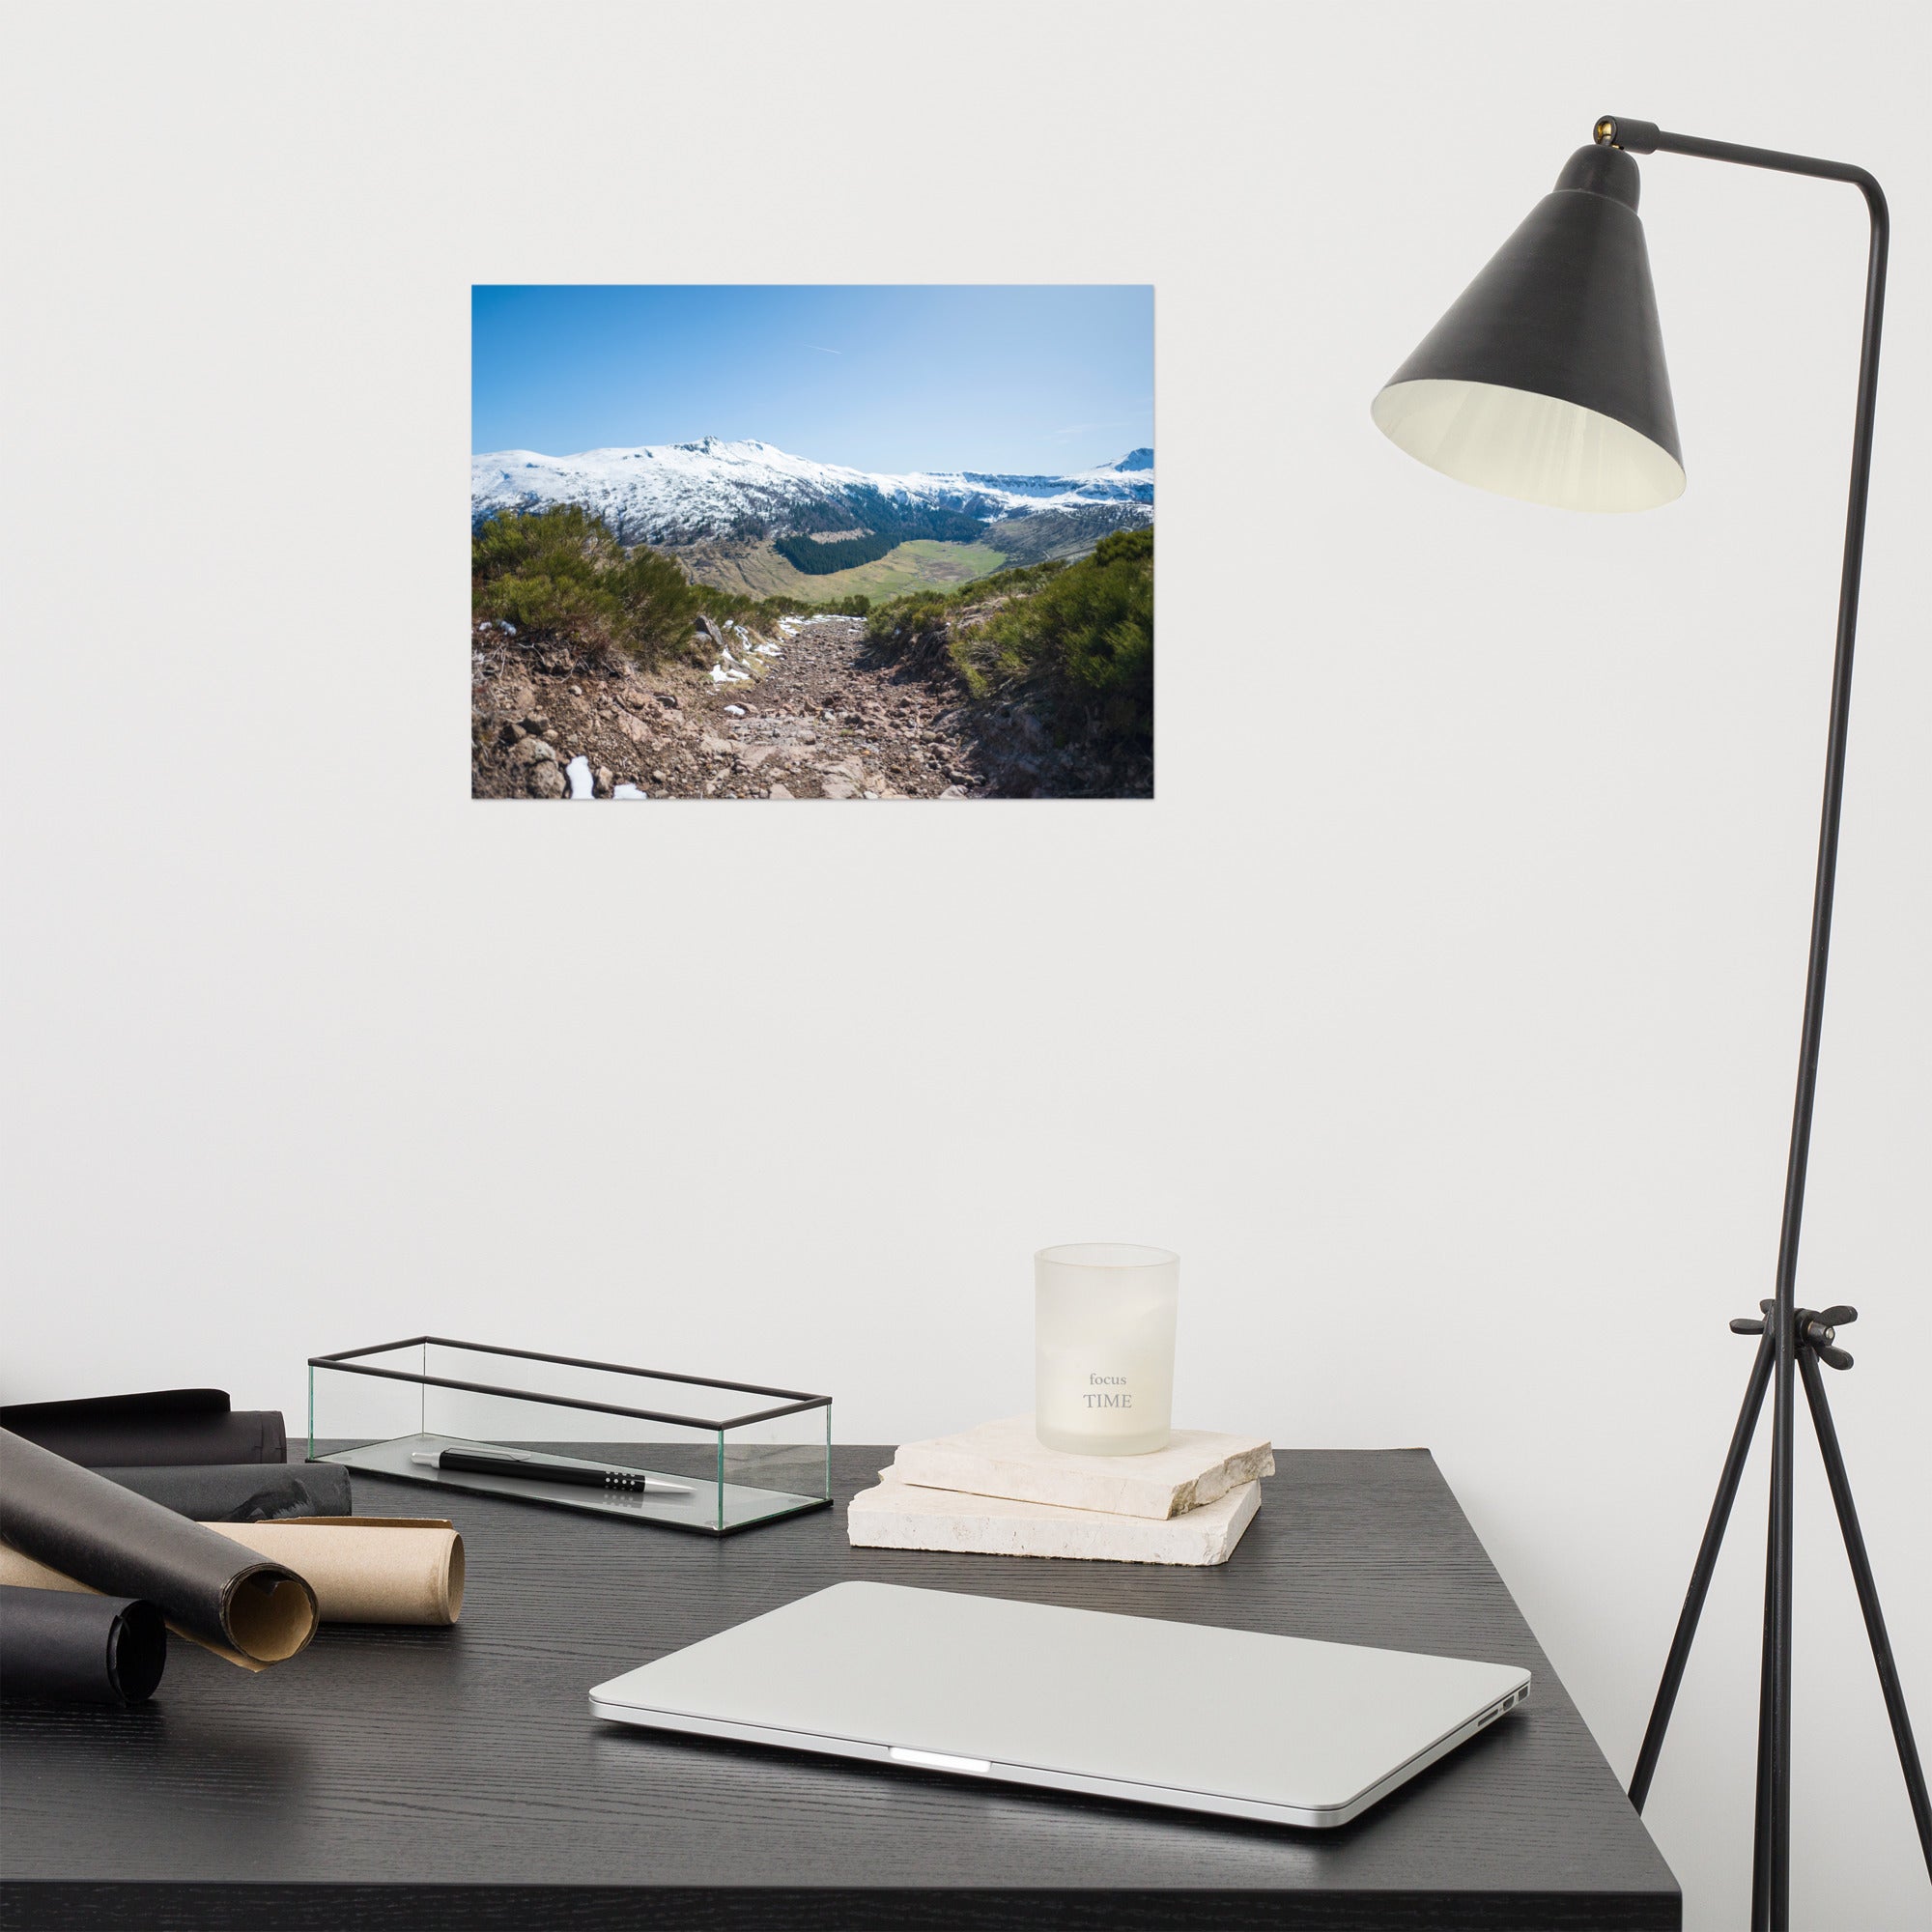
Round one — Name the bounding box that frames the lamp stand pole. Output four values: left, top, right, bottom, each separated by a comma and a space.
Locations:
1591, 120, 1929, 1930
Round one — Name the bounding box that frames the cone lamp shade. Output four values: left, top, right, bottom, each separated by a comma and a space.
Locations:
1373, 145, 1685, 512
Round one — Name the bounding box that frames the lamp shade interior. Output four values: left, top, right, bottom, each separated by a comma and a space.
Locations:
1372, 376, 1685, 512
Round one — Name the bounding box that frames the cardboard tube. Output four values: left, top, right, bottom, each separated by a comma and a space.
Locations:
0, 1520, 465, 1633
0, 1430, 316, 1669
200, 1520, 465, 1626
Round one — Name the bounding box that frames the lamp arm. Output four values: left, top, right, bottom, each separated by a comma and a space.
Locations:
1595, 115, 1885, 206
1598, 114, 1890, 1932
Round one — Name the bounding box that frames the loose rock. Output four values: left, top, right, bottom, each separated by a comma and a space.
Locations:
474, 609, 1099, 802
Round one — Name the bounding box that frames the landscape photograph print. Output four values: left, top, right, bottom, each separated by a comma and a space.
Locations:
471, 284, 1153, 800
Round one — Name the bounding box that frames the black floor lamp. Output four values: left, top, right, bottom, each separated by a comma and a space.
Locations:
1371, 116, 1930, 1931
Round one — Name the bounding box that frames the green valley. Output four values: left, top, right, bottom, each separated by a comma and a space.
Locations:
678, 536, 1009, 603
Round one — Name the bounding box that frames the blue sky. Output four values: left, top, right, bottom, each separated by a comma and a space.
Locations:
471, 285, 1152, 474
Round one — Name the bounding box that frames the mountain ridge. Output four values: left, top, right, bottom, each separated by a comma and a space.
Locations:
470, 437, 1155, 549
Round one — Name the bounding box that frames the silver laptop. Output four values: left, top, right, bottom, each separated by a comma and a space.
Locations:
589, 1580, 1530, 1828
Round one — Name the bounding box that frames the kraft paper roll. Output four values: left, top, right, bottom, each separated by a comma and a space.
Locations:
0, 1584, 168, 1705
0, 1390, 286, 1467
0, 1429, 316, 1670
0, 1522, 464, 1630
201, 1520, 466, 1625
99, 1462, 353, 1522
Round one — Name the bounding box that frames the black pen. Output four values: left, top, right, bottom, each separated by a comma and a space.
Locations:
411, 1446, 691, 1495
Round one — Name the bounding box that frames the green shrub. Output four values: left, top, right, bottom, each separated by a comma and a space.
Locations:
473, 506, 1018, 674
472, 505, 702, 668
858, 530, 1153, 760
866, 589, 947, 648
949, 526, 1152, 750
608, 542, 706, 660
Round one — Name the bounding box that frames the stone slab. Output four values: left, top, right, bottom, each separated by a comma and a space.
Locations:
889, 1414, 1274, 1520
846, 1466, 1262, 1566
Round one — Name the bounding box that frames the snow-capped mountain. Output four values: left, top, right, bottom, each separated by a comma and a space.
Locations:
469, 437, 1154, 546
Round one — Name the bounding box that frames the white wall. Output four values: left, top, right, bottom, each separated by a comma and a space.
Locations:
6, 3, 1927, 1923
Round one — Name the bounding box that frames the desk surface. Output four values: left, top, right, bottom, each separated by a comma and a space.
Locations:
2, 1446, 1679, 1931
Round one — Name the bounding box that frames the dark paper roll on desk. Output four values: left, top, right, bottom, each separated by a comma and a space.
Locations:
0, 1430, 317, 1669
0, 1585, 167, 1705
98, 1462, 352, 1521
0, 1390, 287, 1467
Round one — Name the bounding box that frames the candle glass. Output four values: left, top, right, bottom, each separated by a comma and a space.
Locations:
1034, 1243, 1179, 1456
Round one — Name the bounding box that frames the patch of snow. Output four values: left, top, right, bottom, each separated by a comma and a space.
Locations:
723, 704, 747, 717
754, 643, 781, 657
470, 438, 1152, 546
565, 754, 594, 799
611, 783, 648, 800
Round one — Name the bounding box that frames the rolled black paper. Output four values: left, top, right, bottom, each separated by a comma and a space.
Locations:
95, 1462, 352, 1522
0, 1390, 286, 1467
0, 1430, 316, 1667
0, 1585, 166, 1705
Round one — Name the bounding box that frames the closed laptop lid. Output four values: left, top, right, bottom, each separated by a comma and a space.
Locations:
590, 1580, 1529, 1821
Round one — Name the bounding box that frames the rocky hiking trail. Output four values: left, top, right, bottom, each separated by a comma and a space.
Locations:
696, 614, 984, 799
473, 609, 1085, 802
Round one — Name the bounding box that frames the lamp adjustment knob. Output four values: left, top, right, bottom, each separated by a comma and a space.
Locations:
1595, 115, 1662, 154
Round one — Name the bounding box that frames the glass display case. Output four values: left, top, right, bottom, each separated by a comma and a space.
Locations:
309, 1337, 832, 1535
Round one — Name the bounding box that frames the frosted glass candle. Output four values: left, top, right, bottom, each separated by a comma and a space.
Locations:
1034, 1243, 1179, 1456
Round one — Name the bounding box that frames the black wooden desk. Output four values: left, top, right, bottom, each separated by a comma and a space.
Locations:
1, 1447, 1679, 1930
